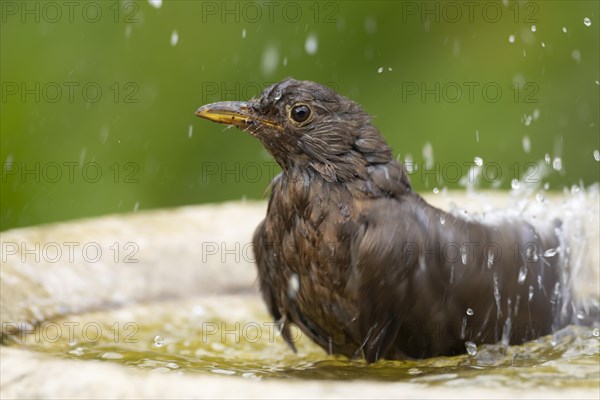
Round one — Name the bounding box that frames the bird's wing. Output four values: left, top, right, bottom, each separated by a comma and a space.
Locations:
253, 219, 297, 352
347, 196, 429, 362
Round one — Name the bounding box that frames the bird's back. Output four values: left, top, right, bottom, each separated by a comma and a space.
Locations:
254, 162, 567, 361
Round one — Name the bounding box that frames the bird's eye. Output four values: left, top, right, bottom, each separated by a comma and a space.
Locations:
290, 104, 311, 123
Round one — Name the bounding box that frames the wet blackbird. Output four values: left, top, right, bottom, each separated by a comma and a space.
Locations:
195, 78, 571, 362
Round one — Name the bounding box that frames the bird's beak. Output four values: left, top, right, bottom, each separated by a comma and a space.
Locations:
195, 101, 282, 131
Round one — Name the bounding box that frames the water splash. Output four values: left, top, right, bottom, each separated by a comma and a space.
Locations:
584, 17, 592, 27
501, 299, 512, 346
493, 273, 501, 319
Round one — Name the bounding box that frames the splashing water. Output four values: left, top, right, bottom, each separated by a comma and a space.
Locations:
465, 341, 477, 356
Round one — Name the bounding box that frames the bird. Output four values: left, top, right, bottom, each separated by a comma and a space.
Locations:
195, 78, 573, 362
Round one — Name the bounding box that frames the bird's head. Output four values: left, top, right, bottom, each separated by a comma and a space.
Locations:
195, 78, 393, 182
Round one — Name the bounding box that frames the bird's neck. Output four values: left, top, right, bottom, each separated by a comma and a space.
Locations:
276, 156, 412, 203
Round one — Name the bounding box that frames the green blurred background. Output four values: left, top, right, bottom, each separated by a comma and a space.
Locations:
1, 0, 598, 231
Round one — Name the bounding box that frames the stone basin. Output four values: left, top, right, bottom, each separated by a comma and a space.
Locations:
1, 191, 599, 399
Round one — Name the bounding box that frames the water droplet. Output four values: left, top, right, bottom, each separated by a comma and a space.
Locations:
433, 187, 439, 194
543, 248, 558, 257
261, 45, 279, 76
526, 245, 539, 262
592, 328, 599, 337
288, 273, 300, 299
518, 264, 527, 284
408, 368, 422, 375
571, 49, 581, 63
460, 245, 467, 264
101, 352, 124, 360
211, 369, 236, 376
487, 251, 495, 268
552, 157, 562, 171
439, 216, 446, 225
531, 25, 537, 32
508, 34, 516, 43
154, 335, 164, 347
535, 193, 545, 203
528, 286, 534, 301
466, 308, 474, 316
148, 0, 162, 9
474, 156, 483, 166
187, 125, 193, 138
493, 273, 501, 318
511, 179, 520, 190
242, 29, 247, 39
584, 17, 592, 27
562, 26, 568, 33
576, 311, 585, 320
304, 33, 318, 55
533, 109, 540, 120
475, 130, 479, 143
543, 182, 550, 190
170, 30, 179, 46
422, 142, 434, 169
283, 57, 288, 67
522, 136, 531, 153
593, 150, 600, 161
377, 67, 384, 73
544, 153, 551, 164
501, 316, 512, 346
388, 67, 393, 72
465, 341, 477, 356
524, 114, 532, 126
133, 202, 140, 212
541, 41, 546, 48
